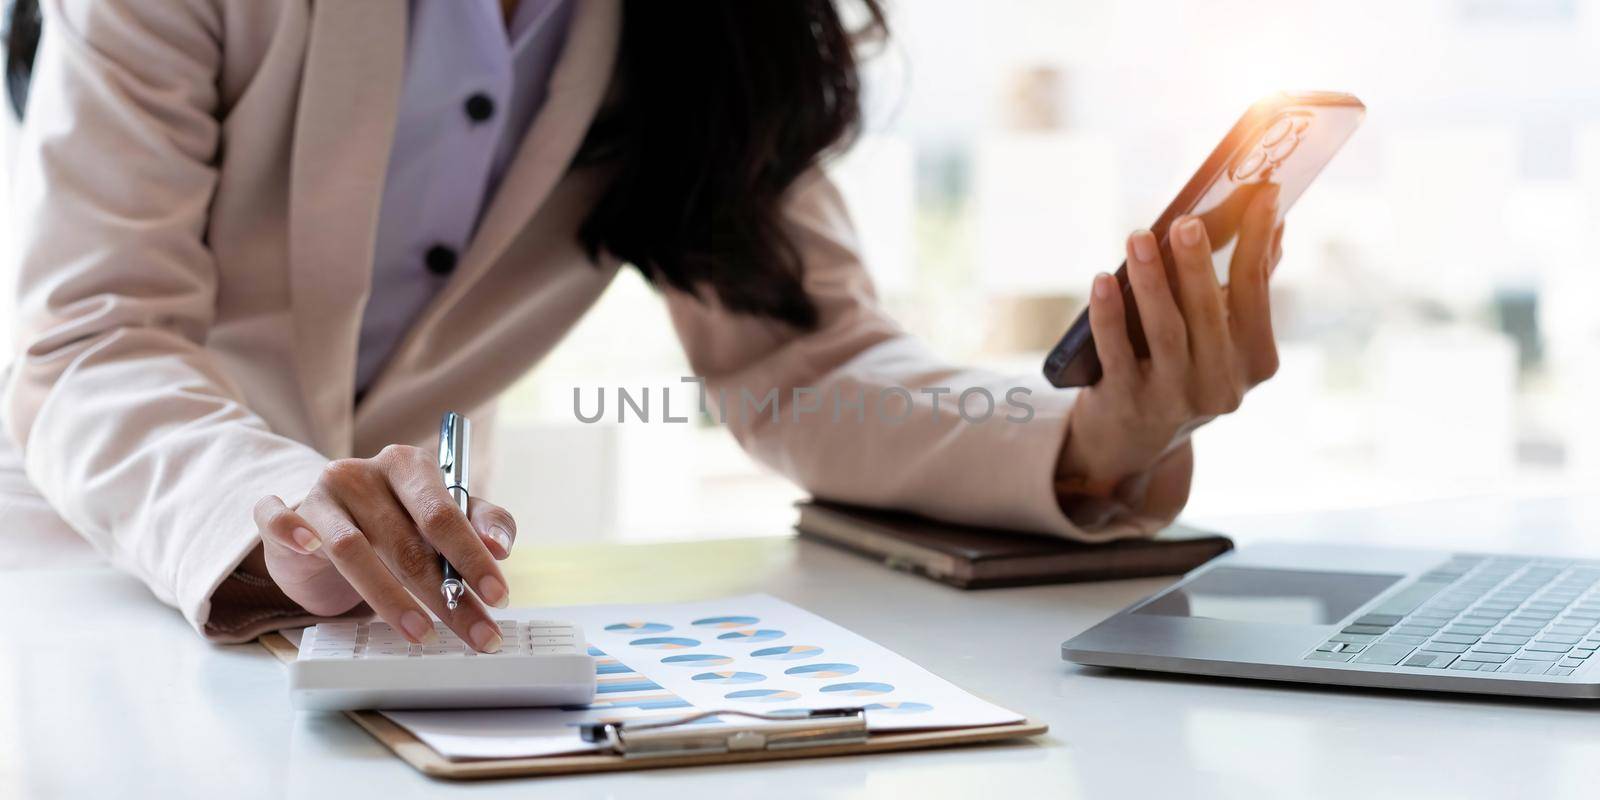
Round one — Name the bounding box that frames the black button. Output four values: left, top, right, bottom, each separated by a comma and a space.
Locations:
464, 92, 495, 123
424, 245, 458, 275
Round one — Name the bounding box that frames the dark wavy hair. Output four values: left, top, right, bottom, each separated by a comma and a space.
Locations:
578, 0, 888, 331
3, 0, 888, 330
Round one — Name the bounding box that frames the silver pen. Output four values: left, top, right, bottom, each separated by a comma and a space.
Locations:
437, 411, 470, 610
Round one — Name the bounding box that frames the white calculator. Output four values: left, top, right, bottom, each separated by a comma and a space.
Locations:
290, 619, 597, 711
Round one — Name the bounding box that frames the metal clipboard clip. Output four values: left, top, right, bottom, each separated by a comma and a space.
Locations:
578, 707, 869, 759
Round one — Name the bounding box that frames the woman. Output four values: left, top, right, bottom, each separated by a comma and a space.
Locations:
2, 0, 1281, 651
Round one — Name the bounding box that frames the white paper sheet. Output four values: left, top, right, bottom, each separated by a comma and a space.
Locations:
379, 594, 1024, 760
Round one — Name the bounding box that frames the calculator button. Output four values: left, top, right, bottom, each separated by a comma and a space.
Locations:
531, 635, 574, 646
531, 645, 574, 655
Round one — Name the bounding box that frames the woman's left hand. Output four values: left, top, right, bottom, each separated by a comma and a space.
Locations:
1055, 183, 1284, 496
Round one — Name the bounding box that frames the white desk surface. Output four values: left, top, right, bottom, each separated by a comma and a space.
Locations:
6, 493, 1600, 799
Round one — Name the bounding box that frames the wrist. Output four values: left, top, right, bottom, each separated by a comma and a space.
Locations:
1055, 406, 1129, 498
237, 542, 272, 580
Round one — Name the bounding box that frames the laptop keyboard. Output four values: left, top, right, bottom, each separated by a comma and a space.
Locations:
1305, 555, 1600, 676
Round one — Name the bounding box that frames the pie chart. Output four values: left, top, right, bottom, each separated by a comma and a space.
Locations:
725, 689, 801, 703
864, 702, 932, 714
785, 663, 859, 679
716, 629, 785, 643
751, 645, 824, 661
692, 616, 760, 628
629, 637, 700, 650
820, 682, 894, 697
660, 653, 733, 667
691, 671, 765, 685
604, 621, 672, 634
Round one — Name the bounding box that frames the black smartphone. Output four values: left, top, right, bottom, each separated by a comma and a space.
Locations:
1042, 91, 1366, 388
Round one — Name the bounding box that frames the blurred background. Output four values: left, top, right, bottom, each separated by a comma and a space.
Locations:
9, 0, 1600, 545
475, 0, 1600, 543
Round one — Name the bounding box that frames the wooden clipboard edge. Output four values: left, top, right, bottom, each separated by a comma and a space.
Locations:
259, 632, 1049, 781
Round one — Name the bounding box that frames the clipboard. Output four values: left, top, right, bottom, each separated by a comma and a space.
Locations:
259, 632, 1048, 780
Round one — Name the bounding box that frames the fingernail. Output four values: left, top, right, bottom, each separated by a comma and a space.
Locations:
489, 526, 513, 555
401, 610, 435, 644
1092, 274, 1112, 299
1130, 230, 1157, 262
1177, 217, 1204, 246
291, 526, 321, 553
471, 621, 503, 653
479, 575, 509, 609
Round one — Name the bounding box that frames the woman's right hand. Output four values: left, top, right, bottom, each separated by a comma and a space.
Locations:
252, 445, 519, 652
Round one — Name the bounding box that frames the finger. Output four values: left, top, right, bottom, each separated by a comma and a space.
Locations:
333, 480, 505, 653
1227, 185, 1282, 384
378, 446, 510, 610
1194, 183, 1258, 251
468, 497, 517, 560
1087, 272, 1136, 385
1123, 229, 1187, 370
298, 500, 438, 646
1168, 215, 1234, 388
1270, 222, 1285, 276
253, 495, 324, 556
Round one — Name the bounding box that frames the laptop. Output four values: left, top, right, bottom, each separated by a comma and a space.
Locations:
1061, 543, 1600, 698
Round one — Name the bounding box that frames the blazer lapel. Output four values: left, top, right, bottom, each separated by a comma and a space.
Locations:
458, 0, 621, 284
288, 0, 407, 455
360, 0, 621, 403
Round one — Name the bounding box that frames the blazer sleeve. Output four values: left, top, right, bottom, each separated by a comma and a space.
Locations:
3, 0, 329, 637
663, 169, 1193, 541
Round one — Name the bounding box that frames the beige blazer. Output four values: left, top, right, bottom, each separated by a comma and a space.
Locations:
2, 0, 1191, 640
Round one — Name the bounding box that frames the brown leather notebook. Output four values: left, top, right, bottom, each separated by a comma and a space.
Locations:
795, 501, 1232, 589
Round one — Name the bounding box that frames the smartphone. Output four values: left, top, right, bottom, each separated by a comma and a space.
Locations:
1042, 91, 1365, 388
